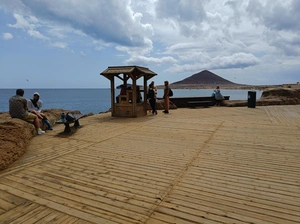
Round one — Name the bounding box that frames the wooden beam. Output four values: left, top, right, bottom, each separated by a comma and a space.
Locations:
110, 77, 115, 116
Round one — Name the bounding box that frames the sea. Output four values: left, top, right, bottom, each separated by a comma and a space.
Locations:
0, 88, 263, 114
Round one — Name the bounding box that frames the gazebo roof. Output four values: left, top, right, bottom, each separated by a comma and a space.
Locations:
100, 66, 157, 80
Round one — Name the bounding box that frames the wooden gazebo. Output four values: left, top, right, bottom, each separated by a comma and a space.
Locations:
100, 66, 157, 117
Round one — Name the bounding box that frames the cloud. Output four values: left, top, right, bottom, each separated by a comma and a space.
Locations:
125, 55, 177, 66
2, 32, 13, 40
0, 0, 299, 87
166, 53, 260, 73
155, 0, 207, 37
51, 42, 68, 49
80, 51, 86, 57
8, 13, 49, 40
12, 0, 154, 48
246, 0, 300, 31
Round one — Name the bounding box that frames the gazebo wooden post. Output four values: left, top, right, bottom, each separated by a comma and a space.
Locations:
123, 73, 127, 87
143, 76, 147, 109
133, 78, 137, 117
110, 77, 115, 116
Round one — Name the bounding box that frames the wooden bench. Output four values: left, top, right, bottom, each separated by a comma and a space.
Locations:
187, 101, 213, 108
55, 114, 85, 133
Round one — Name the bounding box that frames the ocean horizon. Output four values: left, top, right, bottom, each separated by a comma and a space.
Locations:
0, 88, 263, 114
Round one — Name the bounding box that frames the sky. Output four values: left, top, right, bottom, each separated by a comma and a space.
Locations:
0, 0, 299, 89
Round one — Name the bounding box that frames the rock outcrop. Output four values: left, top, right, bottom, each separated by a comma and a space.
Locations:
0, 109, 83, 170
224, 88, 300, 107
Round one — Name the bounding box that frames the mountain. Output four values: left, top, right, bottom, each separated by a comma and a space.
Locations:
172, 70, 236, 85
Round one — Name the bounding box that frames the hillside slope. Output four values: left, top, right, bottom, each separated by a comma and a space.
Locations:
172, 70, 236, 85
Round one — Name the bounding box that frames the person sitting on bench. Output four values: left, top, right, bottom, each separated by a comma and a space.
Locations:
213, 86, 224, 106
27, 92, 53, 130
9, 89, 45, 135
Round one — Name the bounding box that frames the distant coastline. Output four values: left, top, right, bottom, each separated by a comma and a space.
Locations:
157, 84, 283, 90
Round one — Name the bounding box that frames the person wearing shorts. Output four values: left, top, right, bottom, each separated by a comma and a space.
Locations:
9, 89, 45, 135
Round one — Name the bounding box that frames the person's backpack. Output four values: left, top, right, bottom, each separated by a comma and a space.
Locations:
147, 87, 155, 99
168, 88, 173, 97
66, 112, 75, 122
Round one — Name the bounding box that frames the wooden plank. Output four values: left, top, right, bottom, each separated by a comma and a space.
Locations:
9, 206, 51, 224
0, 191, 27, 206
0, 182, 117, 224
0, 198, 17, 211
8, 170, 154, 215
161, 195, 300, 224
0, 177, 150, 224
0, 106, 299, 224
169, 189, 300, 219
0, 201, 38, 223
149, 210, 221, 224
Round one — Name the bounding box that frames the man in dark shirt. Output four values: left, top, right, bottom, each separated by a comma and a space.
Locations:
9, 89, 45, 135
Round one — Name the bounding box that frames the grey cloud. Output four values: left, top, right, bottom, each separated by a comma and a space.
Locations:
263, 28, 300, 56
271, 36, 300, 56
247, 0, 300, 31
156, 0, 206, 22
166, 52, 260, 73
224, 0, 244, 27
210, 53, 260, 70
155, 0, 206, 37
14, 0, 153, 47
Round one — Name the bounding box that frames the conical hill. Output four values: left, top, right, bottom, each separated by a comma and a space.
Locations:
172, 70, 235, 85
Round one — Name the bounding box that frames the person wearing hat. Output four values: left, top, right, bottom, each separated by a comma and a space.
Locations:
9, 89, 45, 135
27, 92, 53, 130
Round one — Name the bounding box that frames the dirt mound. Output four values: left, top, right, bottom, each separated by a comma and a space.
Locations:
260, 88, 300, 102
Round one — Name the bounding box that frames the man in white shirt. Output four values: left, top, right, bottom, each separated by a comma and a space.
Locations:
27, 92, 53, 130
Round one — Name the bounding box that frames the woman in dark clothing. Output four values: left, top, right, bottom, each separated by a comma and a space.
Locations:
148, 82, 157, 115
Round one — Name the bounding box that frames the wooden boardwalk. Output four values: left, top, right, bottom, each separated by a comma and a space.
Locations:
0, 105, 300, 223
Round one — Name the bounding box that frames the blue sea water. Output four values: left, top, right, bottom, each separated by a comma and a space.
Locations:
0, 88, 263, 114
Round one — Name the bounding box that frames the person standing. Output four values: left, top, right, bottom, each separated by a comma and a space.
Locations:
151, 81, 158, 98
147, 82, 157, 115
163, 80, 170, 113
9, 89, 45, 135
27, 92, 53, 130
214, 86, 224, 106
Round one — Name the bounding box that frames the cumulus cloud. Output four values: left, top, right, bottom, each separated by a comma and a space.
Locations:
2, 32, 13, 40
166, 53, 260, 73
246, 0, 300, 31
0, 0, 299, 86
14, 0, 154, 48
125, 55, 177, 66
155, 0, 207, 37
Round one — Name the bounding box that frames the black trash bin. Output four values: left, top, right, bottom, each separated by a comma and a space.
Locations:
248, 91, 256, 108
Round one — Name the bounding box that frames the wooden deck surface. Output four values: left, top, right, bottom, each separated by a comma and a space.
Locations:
1, 105, 300, 223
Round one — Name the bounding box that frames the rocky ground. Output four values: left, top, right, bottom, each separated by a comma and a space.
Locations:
1, 88, 299, 171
